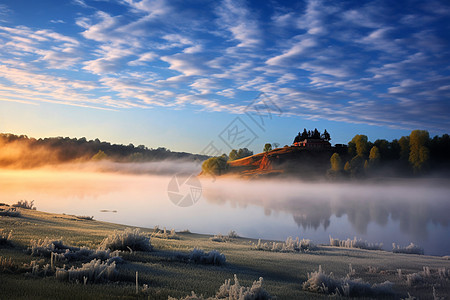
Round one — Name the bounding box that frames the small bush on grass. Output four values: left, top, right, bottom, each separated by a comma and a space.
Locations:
392, 243, 424, 255
302, 265, 394, 297
99, 228, 152, 252
175, 248, 226, 266
56, 259, 117, 283
0, 207, 21, 217
12, 200, 36, 210
210, 230, 240, 243
329, 236, 383, 250
0, 230, 14, 246
169, 274, 272, 300
151, 226, 179, 239
29, 238, 122, 263
252, 237, 316, 253
0, 256, 18, 273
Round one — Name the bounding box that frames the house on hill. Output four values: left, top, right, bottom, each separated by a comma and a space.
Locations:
292, 138, 331, 149
292, 128, 332, 150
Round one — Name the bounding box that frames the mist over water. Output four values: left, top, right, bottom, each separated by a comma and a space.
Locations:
1, 163, 449, 256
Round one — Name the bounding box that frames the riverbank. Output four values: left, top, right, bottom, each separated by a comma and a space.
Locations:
1, 207, 449, 299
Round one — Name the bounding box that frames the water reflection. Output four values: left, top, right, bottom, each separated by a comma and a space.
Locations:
202, 179, 450, 240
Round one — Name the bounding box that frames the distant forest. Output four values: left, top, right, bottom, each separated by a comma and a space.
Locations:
0, 133, 208, 168
331, 130, 450, 178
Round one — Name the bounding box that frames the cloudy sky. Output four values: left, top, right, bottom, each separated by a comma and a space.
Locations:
0, 0, 449, 153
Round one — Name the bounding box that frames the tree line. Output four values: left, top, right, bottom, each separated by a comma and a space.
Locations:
0, 133, 208, 168
328, 130, 450, 178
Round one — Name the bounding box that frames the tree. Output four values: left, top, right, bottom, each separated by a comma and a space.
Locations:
263, 143, 272, 152
92, 150, 108, 161
272, 142, 280, 149
229, 148, 253, 161
398, 136, 410, 161
312, 128, 321, 139
369, 146, 381, 166
330, 153, 342, 172
349, 135, 369, 157
409, 130, 430, 173
344, 161, 351, 172
322, 129, 331, 141
301, 128, 309, 140
201, 155, 228, 176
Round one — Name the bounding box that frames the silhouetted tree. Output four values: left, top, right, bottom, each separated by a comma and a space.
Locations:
263, 143, 272, 152
322, 129, 331, 141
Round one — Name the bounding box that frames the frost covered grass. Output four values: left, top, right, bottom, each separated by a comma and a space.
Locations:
0, 207, 21, 217
329, 236, 383, 250
175, 248, 226, 266
99, 228, 152, 252
169, 274, 272, 300
210, 231, 239, 243
392, 243, 424, 255
151, 226, 179, 239
0, 230, 14, 246
252, 237, 316, 252
2, 208, 449, 299
302, 265, 394, 297
56, 259, 117, 283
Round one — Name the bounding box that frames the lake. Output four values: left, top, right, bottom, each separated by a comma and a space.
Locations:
1, 166, 449, 256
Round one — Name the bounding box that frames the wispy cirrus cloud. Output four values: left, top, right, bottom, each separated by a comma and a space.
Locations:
0, 0, 449, 133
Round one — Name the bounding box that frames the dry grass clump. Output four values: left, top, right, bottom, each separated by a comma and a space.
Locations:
302, 265, 394, 297
0, 206, 21, 217
169, 274, 272, 300
175, 248, 226, 266
99, 228, 152, 252
151, 226, 179, 239
56, 259, 117, 283
252, 237, 316, 253
392, 243, 424, 255
0, 230, 14, 246
329, 236, 383, 250
210, 230, 240, 243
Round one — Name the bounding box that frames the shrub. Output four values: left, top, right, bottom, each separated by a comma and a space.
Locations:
151, 226, 178, 239
406, 272, 423, 287
392, 243, 424, 255
0, 230, 13, 246
302, 265, 394, 297
29, 238, 121, 263
253, 237, 316, 253
175, 248, 226, 266
189, 249, 226, 266
12, 200, 36, 210
0, 207, 21, 217
169, 274, 272, 300
56, 259, 117, 283
329, 236, 383, 250
99, 228, 152, 252
75, 215, 94, 221
210, 230, 240, 243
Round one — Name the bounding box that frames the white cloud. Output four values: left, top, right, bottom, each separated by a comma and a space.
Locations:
266, 38, 317, 66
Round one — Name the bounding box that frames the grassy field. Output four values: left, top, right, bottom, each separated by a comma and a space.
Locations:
1, 207, 449, 299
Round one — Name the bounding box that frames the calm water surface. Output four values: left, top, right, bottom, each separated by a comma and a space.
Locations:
1, 169, 449, 256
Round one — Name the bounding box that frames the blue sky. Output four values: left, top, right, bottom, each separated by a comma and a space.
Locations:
0, 0, 449, 154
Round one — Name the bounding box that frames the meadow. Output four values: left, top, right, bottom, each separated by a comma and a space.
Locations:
1, 205, 449, 299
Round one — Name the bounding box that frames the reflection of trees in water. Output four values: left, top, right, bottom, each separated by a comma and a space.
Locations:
202, 182, 450, 239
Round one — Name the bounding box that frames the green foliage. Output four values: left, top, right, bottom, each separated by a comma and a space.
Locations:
350, 135, 369, 157
330, 153, 342, 172
91, 150, 108, 161
369, 146, 380, 166
201, 155, 228, 176
409, 130, 430, 173
263, 143, 272, 152
228, 148, 253, 161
